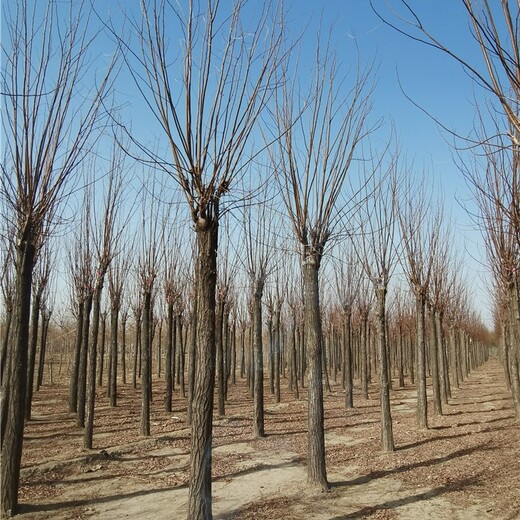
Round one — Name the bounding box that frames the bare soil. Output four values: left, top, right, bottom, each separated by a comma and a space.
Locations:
16, 358, 520, 519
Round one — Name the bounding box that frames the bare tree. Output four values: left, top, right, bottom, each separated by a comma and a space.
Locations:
271, 32, 375, 489
0, 0, 116, 512
333, 243, 362, 409
354, 147, 402, 452
84, 161, 126, 449
118, 1, 285, 515
136, 180, 163, 437
241, 183, 278, 437
107, 236, 132, 408
398, 176, 442, 430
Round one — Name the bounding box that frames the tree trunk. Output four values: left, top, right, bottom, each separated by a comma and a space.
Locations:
343, 309, 353, 408
177, 313, 185, 398
36, 309, 50, 390
396, 322, 405, 388
436, 311, 449, 404
253, 281, 265, 438
187, 218, 218, 520
1, 239, 35, 517
290, 311, 299, 399
69, 300, 84, 413
415, 291, 428, 430
216, 297, 225, 416
507, 283, 520, 419
121, 315, 127, 385
109, 304, 119, 407
25, 292, 41, 420
141, 290, 152, 437
77, 293, 93, 427
273, 304, 282, 403
132, 312, 141, 389
97, 313, 106, 387
360, 311, 369, 400
303, 254, 329, 491
0, 300, 13, 383
165, 302, 174, 412
84, 284, 103, 449
375, 287, 394, 452
186, 303, 197, 426
429, 306, 442, 416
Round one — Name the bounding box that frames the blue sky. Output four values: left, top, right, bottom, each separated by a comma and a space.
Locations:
2, 0, 495, 326
95, 0, 495, 326
278, 0, 494, 325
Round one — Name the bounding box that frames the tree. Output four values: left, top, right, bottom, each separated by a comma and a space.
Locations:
136, 180, 163, 437
119, 1, 285, 516
271, 32, 375, 489
0, 1, 116, 513
241, 183, 278, 437
84, 153, 126, 449
333, 243, 362, 409
354, 146, 401, 451
398, 176, 442, 430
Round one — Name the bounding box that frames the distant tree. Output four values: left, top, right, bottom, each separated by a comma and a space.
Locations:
354, 147, 402, 451
241, 183, 278, 437
136, 180, 163, 437
373, 0, 519, 418
398, 177, 442, 430
333, 243, 362, 408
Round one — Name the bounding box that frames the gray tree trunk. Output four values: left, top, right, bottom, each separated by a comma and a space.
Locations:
253, 280, 265, 438
415, 291, 428, 430
1, 239, 35, 516
187, 219, 218, 520
303, 255, 329, 490
375, 287, 394, 451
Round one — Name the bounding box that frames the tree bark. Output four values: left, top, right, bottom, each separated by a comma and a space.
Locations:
77, 292, 93, 427
216, 296, 226, 416
69, 300, 84, 413
141, 289, 152, 437
121, 315, 127, 385
1, 239, 35, 517
303, 254, 329, 491
165, 302, 174, 412
360, 310, 369, 400
253, 281, 265, 438
36, 309, 50, 390
84, 284, 103, 449
25, 292, 41, 420
343, 309, 353, 408
188, 218, 218, 520
375, 287, 394, 451
429, 306, 442, 416
415, 291, 428, 430
109, 304, 119, 407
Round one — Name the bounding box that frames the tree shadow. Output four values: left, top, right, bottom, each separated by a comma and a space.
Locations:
331, 442, 491, 489
328, 473, 483, 519
397, 431, 474, 450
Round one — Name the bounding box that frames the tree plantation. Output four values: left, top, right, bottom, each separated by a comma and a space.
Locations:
1, 1, 519, 519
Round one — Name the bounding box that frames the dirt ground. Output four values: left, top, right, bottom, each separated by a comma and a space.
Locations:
16, 358, 520, 519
